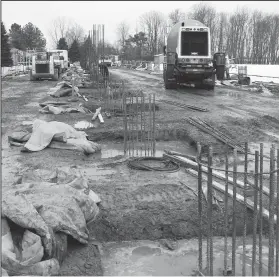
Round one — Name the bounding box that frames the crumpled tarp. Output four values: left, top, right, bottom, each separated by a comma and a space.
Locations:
2, 168, 100, 276
48, 81, 79, 98
39, 104, 89, 114
8, 119, 101, 155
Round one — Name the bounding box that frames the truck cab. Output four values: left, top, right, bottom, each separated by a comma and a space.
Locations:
164, 20, 215, 90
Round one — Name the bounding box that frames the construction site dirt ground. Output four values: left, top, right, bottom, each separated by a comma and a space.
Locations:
2, 69, 279, 275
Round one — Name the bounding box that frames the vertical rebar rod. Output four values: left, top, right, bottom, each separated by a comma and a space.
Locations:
143, 95, 146, 156
242, 142, 248, 276
152, 94, 156, 156
197, 142, 203, 273
140, 95, 143, 156
136, 95, 139, 156
268, 144, 275, 276
224, 152, 229, 276
128, 96, 131, 156
232, 148, 237, 276
148, 95, 152, 156
123, 93, 127, 154
252, 150, 259, 276
131, 96, 134, 156
276, 148, 279, 276
259, 143, 264, 276
207, 146, 213, 276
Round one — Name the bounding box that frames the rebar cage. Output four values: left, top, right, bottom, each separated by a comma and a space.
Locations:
195, 142, 279, 276
123, 93, 156, 156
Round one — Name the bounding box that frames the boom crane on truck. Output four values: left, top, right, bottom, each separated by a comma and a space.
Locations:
163, 19, 216, 90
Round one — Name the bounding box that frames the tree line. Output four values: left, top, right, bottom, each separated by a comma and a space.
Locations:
116, 2, 279, 64
2, 2, 278, 67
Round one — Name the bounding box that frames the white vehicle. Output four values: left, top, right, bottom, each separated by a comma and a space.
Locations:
99, 55, 112, 67
164, 19, 215, 90
48, 50, 69, 73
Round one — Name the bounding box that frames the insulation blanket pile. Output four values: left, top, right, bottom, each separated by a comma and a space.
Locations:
8, 119, 101, 155
1, 168, 101, 276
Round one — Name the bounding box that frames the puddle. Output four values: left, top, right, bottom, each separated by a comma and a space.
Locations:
96, 141, 196, 159
101, 237, 270, 276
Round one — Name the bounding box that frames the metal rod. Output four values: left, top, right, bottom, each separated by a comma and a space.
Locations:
242, 142, 248, 276
224, 151, 229, 276
268, 144, 275, 276
123, 93, 127, 154
252, 150, 259, 276
152, 94, 156, 156
207, 146, 213, 276
131, 96, 134, 156
136, 95, 139, 156
232, 148, 237, 276
276, 148, 279, 276
148, 95, 152, 156
197, 142, 203, 273
128, 96, 131, 156
140, 95, 143, 156
143, 95, 146, 156
259, 143, 264, 276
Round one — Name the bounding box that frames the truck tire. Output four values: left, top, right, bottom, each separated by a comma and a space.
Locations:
53, 69, 59, 81
164, 65, 177, 89
207, 74, 216, 90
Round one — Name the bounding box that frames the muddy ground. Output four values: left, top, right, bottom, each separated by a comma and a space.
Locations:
1, 69, 279, 275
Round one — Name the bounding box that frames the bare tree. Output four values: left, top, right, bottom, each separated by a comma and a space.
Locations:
169, 9, 185, 25
48, 17, 70, 47
116, 21, 130, 49
140, 10, 166, 56
226, 7, 249, 61
66, 22, 85, 46
187, 2, 218, 53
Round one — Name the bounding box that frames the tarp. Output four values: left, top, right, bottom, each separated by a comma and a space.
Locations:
8, 119, 101, 155
2, 168, 100, 275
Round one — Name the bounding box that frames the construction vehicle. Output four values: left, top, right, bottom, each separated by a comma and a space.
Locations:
29, 52, 59, 81
99, 55, 112, 67
48, 50, 69, 74
163, 19, 216, 90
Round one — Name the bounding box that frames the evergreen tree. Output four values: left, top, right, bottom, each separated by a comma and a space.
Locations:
80, 36, 92, 69
21, 22, 46, 50
68, 39, 80, 62
1, 22, 13, 67
57, 38, 68, 50
9, 23, 24, 50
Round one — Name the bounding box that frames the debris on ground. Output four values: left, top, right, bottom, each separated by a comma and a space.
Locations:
92, 107, 102, 121
185, 168, 277, 223
2, 168, 100, 276
159, 99, 208, 112
259, 84, 273, 96
39, 104, 89, 114
186, 117, 245, 153
74, 121, 95, 130
127, 157, 180, 172
8, 119, 101, 155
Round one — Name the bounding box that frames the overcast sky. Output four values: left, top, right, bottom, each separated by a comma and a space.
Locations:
2, 1, 279, 49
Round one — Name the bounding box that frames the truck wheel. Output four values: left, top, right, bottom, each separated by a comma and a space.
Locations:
164, 65, 177, 89
53, 69, 59, 81
207, 74, 216, 90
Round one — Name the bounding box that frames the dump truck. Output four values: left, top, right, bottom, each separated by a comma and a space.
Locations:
29, 52, 59, 81
163, 19, 216, 90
